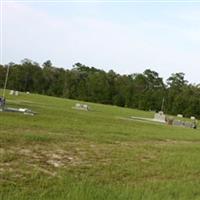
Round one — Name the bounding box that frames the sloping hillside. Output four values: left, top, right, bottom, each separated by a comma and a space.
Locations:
1, 90, 200, 200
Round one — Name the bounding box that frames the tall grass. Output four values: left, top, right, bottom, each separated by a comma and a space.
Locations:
1, 89, 200, 199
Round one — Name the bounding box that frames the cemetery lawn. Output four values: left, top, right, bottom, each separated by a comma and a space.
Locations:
1, 90, 200, 200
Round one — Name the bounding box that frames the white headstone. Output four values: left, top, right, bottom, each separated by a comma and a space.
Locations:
74, 103, 90, 111
177, 114, 183, 118
154, 111, 166, 123
83, 104, 89, 110
9, 90, 14, 95
191, 116, 196, 120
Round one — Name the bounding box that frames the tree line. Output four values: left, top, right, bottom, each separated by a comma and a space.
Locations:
0, 59, 200, 118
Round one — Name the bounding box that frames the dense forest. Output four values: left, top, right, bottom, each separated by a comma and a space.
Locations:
0, 59, 200, 118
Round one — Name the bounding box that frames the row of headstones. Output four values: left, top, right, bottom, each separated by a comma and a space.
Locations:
10, 90, 30, 96
74, 103, 90, 111
173, 120, 197, 129
166, 116, 197, 129
10, 90, 19, 96
177, 114, 196, 120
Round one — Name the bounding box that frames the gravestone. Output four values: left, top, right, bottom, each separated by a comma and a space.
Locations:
173, 120, 184, 127
74, 103, 90, 111
9, 90, 19, 96
154, 111, 166, 123
9, 90, 14, 95
185, 121, 193, 128
177, 114, 183, 118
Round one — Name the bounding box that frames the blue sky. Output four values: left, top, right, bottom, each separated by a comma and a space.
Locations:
2, 1, 200, 83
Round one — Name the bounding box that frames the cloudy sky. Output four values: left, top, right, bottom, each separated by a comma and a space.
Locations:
1, 0, 200, 83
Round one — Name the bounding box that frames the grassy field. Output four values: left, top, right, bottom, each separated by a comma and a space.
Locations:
1, 90, 200, 200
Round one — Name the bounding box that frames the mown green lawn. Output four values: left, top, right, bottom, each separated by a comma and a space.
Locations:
1, 90, 200, 200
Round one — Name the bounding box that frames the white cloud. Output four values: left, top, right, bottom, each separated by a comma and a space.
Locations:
176, 9, 200, 23
3, 2, 200, 83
